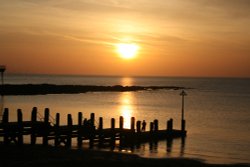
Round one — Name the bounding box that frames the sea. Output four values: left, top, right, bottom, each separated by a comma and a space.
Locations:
1, 74, 250, 164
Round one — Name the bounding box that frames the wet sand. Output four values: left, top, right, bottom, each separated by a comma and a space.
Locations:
0, 144, 249, 167
0, 84, 186, 95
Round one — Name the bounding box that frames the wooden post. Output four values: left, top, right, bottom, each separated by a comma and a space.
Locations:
66, 114, 72, 147
136, 121, 141, 133
89, 113, 95, 149
78, 112, 82, 126
55, 113, 60, 126
31, 107, 37, 145
167, 118, 173, 131
150, 122, 154, 132
77, 112, 83, 147
119, 116, 124, 145
3, 108, 9, 145
43, 108, 50, 146
99, 117, 103, 130
111, 118, 115, 147
17, 109, 23, 146
119, 116, 124, 129
90, 113, 95, 127
98, 117, 103, 147
130, 117, 135, 131
2, 108, 9, 123
154, 119, 158, 131
89, 113, 95, 148
55, 113, 60, 146
167, 120, 169, 130
111, 118, 115, 129
170, 118, 173, 131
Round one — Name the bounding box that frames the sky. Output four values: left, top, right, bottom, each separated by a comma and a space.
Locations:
0, 0, 250, 77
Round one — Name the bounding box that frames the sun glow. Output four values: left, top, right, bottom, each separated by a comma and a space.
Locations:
116, 43, 139, 59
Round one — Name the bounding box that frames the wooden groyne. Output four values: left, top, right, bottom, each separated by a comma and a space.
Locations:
0, 107, 186, 148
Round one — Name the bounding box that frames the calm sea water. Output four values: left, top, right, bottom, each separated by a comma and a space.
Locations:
1, 74, 250, 164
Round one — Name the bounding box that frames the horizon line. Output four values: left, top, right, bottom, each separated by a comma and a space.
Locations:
4, 72, 250, 79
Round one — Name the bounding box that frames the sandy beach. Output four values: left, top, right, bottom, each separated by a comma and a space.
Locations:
0, 144, 249, 167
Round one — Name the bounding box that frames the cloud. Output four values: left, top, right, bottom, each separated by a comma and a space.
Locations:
190, 0, 250, 19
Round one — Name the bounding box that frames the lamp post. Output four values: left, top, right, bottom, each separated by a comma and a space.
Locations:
0, 65, 6, 120
180, 90, 187, 131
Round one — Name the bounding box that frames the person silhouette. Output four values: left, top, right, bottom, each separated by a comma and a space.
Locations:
142, 120, 146, 132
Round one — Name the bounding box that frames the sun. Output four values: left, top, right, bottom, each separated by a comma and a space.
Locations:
116, 43, 139, 59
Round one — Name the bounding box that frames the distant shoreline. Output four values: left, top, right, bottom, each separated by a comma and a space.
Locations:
0, 84, 188, 95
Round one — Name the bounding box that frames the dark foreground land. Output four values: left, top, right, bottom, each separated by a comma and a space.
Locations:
0, 144, 249, 167
0, 84, 186, 95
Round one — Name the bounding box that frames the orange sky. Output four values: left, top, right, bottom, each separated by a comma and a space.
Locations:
0, 0, 250, 77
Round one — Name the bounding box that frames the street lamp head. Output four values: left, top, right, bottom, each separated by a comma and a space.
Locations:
0, 65, 6, 72
180, 90, 187, 96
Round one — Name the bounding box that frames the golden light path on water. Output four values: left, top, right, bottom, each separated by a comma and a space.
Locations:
121, 77, 134, 86
118, 77, 135, 129
118, 92, 136, 129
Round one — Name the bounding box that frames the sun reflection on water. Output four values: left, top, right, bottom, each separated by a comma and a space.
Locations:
121, 77, 134, 86
119, 92, 136, 129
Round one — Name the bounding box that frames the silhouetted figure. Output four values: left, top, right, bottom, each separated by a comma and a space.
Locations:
142, 120, 146, 132
83, 118, 88, 126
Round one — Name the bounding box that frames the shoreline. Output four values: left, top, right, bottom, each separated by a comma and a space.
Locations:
0, 144, 249, 167
0, 84, 187, 95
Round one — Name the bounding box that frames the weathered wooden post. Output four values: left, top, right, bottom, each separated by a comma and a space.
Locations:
98, 117, 104, 146
78, 112, 82, 126
170, 118, 173, 131
136, 121, 141, 133
119, 116, 124, 129
3, 108, 9, 145
17, 109, 23, 146
110, 118, 115, 146
130, 117, 135, 131
2, 108, 8, 123
111, 118, 115, 129
77, 112, 83, 147
119, 116, 124, 145
31, 107, 37, 145
98, 117, 103, 130
54, 113, 60, 146
136, 120, 141, 142
88, 113, 95, 148
90, 113, 95, 127
55, 113, 60, 126
167, 118, 173, 131
43, 108, 50, 146
150, 122, 154, 132
154, 119, 158, 131
66, 114, 72, 147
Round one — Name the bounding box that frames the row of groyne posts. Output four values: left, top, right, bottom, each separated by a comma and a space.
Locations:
0, 107, 186, 148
